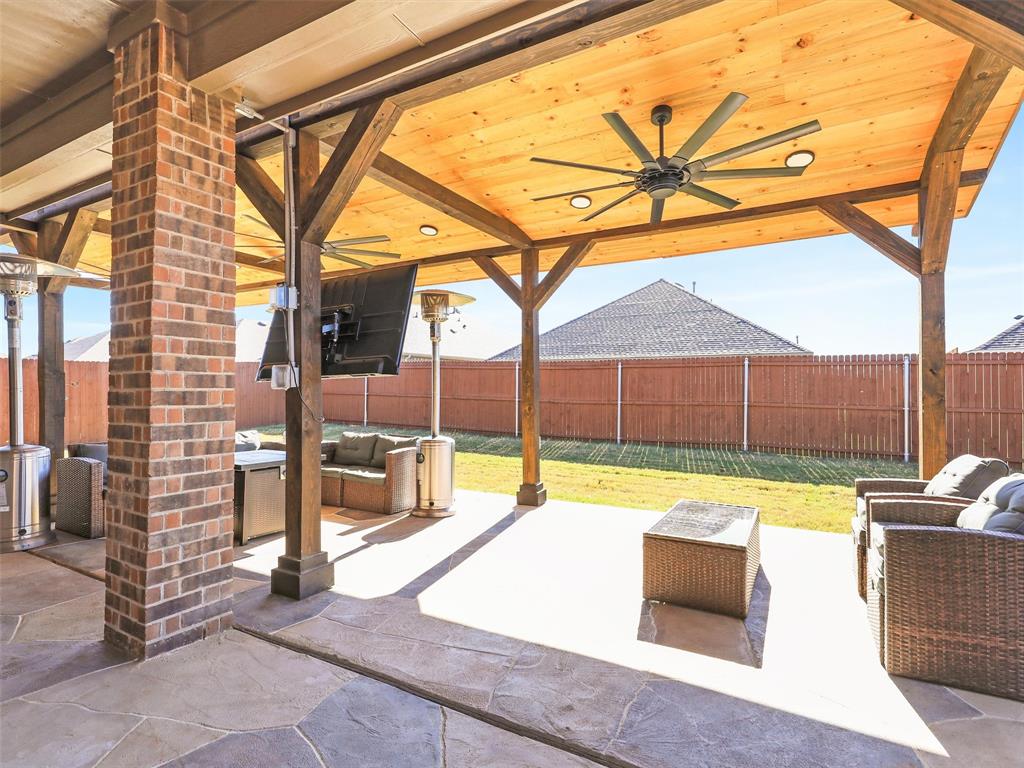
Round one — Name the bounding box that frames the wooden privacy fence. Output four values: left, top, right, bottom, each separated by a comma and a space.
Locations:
2, 354, 1021, 466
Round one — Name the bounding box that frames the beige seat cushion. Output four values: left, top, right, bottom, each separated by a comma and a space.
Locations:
340, 468, 386, 487
923, 455, 1010, 499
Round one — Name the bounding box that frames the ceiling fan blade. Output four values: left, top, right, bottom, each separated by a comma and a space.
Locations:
236, 232, 285, 245
680, 184, 740, 209
650, 198, 665, 225
235, 243, 286, 252
695, 166, 806, 180
530, 157, 639, 177
668, 92, 748, 169
322, 253, 372, 269
324, 246, 401, 259
580, 189, 642, 222
531, 181, 635, 202
602, 113, 659, 169
241, 213, 283, 239
697, 120, 821, 169
323, 235, 391, 247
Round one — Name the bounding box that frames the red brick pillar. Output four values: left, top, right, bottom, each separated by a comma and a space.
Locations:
106, 20, 237, 658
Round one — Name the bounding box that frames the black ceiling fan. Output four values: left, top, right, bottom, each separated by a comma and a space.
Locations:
236, 214, 401, 269
531, 92, 821, 224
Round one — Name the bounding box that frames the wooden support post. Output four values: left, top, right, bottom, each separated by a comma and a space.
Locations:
272, 130, 335, 599
517, 247, 545, 507
913, 45, 1005, 479
35, 210, 97, 496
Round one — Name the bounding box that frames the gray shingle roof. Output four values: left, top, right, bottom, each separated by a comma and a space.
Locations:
490, 279, 810, 361
969, 318, 1024, 352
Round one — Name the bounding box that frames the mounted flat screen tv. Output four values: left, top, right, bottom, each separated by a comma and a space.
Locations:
257, 264, 418, 381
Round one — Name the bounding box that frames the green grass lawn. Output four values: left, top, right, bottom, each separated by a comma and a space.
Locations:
256, 423, 918, 534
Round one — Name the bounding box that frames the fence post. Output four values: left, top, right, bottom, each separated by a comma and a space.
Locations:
903, 354, 911, 463
363, 377, 368, 427
616, 360, 623, 444
742, 356, 750, 451
514, 361, 520, 437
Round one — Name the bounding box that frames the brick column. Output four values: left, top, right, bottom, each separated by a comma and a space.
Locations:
106, 20, 237, 658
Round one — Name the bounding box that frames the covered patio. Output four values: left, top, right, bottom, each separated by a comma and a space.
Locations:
6, 492, 1022, 767
1, 0, 1023, 765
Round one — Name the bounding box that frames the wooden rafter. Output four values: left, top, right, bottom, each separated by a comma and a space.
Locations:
237, 154, 287, 240
534, 241, 594, 310
817, 201, 921, 276
367, 153, 532, 248
923, 46, 1012, 174
890, 0, 1024, 71
301, 100, 403, 244
42, 209, 98, 293
471, 256, 521, 307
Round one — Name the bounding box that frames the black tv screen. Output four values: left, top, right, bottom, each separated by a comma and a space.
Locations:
257, 263, 418, 380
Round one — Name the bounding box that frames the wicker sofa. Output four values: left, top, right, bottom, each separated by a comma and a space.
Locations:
55, 432, 269, 538
851, 455, 1009, 598
316, 431, 419, 515
865, 474, 1024, 701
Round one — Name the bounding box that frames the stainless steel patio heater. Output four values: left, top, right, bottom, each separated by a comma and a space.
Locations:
410, 289, 475, 517
0, 253, 86, 552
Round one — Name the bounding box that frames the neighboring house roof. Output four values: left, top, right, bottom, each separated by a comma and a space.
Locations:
969, 318, 1024, 352
63, 330, 110, 361
63, 318, 276, 362
490, 279, 810, 361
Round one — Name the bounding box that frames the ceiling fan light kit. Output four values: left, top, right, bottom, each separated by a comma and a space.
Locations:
531, 92, 822, 224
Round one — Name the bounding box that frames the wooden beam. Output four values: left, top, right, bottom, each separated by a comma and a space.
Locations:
8, 231, 37, 256
471, 256, 521, 307
44, 209, 99, 293
517, 247, 546, 507
237, 171, 989, 295
272, 129, 334, 599
301, 100, 402, 244
236, 154, 286, 240
0, 215, 38, 234
535, 241, 594, 310
367, 152, 532, 247
924, 46, 1012, 174
817, 201, 921, 276
236, 0, 719, 149
234, 251, 285, 276
890, 0, 1024, 71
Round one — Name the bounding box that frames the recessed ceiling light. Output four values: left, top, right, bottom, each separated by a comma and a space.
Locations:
419, 224, 439, 236
569, 195, 592, 209
785, 150, 815, 168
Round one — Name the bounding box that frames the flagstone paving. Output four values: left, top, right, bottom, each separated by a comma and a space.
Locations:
3, 493, 1022, 768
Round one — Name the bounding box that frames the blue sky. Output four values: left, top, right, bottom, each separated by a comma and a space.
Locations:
9, 116, 1023, 358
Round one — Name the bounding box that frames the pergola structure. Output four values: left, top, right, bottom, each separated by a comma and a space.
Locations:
1, 0, 1022, 657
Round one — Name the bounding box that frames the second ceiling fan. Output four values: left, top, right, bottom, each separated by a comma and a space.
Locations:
531, 92, 821, 224
236, 214, 401, 269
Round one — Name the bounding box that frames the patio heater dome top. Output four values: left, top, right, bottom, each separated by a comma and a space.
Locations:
0, 253, 82, 297
413, 289, 476, 323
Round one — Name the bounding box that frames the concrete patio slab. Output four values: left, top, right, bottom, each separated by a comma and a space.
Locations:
1, 641, 126, 702
161, 727, 321, 768
0, 558, 102, 616
31, 538, 106, 579
12, 591, 104, 642
0, 699, 139, 768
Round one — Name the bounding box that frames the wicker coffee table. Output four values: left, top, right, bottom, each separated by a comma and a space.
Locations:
643, 499, 760, 618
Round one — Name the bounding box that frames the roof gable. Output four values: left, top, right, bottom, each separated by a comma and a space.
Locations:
970, 319, 1024, 352
491, 280, 810, 361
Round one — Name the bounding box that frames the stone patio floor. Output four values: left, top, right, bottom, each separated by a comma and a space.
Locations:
2, 489, 1021, 767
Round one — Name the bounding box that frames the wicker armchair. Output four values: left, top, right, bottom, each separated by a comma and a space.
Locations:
868, 523, 1023, 701
851, 487, 972, 599
340, 446, 417, 515
55, 456, 105, 538
850, 455, 1011, 600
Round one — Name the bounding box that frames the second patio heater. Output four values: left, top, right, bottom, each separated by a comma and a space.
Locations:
0, 254, 82, 552
411, 289, 475, 517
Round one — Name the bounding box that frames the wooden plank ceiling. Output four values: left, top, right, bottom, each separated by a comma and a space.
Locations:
68, 0, 1023, 304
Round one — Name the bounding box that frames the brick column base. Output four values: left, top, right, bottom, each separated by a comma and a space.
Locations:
106, 20, 237, 658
